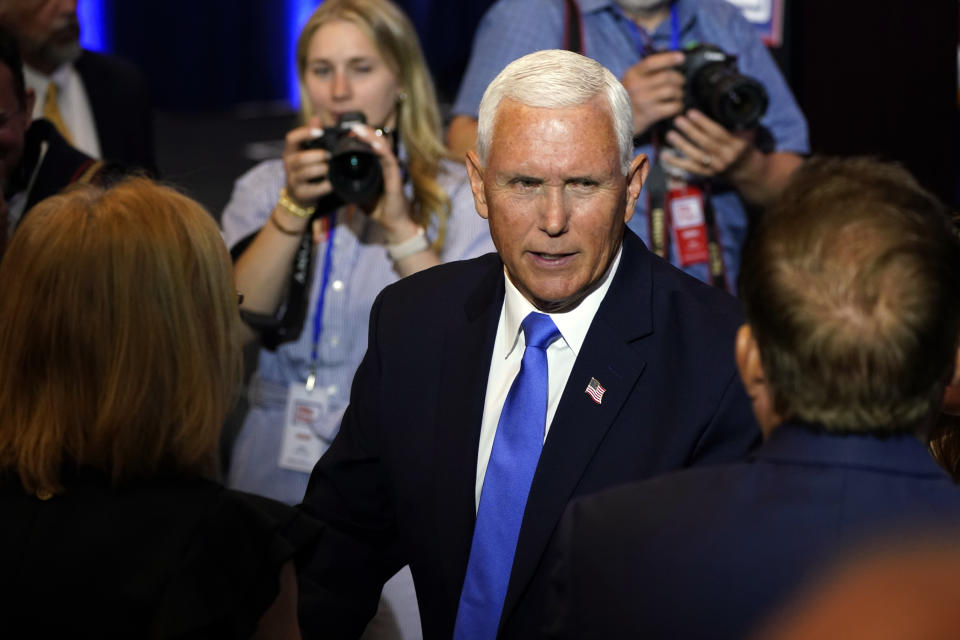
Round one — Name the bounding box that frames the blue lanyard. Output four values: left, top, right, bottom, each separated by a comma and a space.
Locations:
621, 2, 680, 55
305, 211, 337, 392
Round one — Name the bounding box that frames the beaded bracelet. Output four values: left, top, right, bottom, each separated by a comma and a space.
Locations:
277, 187, 316, 219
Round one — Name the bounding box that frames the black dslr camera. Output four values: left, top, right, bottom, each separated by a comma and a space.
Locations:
300, 111, 383, 205
679, 44, 768, 131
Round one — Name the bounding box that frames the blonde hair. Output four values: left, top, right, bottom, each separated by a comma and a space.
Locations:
296, 0, 451, 248
0, 178, 243, 495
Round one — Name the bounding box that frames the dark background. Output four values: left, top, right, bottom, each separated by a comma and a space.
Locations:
97, 0, 958, 213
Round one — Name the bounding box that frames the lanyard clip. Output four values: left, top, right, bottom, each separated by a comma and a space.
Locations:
305, 370, 317, 392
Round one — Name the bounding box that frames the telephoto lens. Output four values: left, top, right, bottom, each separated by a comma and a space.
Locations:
681, 44, 768, 131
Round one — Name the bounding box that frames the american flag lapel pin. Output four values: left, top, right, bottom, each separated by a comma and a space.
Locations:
585, 377, 606, 405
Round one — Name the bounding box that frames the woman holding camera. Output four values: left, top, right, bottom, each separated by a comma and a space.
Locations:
0, 178, 318, 638
222, 0, 493, 506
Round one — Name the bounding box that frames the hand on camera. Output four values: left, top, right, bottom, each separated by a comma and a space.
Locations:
345, 122, 419, 245
620, 51, 686, 137
661, 109, 755, 178
283, 116, 333, 206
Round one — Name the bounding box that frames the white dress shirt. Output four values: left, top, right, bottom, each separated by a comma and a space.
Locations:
474, 246, 623, 509
24, 63, 101, 160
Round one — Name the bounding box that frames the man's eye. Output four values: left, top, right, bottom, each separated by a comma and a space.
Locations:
310, 65, 331, 77
570, 179, 599, 189
511, 178, 539, 189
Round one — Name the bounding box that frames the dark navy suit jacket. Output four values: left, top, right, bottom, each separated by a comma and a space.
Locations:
75, 50, 156, 175
544, 421, 960, 640
297, 231, 760, 639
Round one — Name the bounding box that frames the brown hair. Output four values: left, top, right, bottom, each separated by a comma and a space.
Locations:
295, 0, 452, 248
0, 178, 243, 495
738, 156, 960, 434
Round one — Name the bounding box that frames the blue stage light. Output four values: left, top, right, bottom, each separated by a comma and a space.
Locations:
78, 0, 111, 52
287, 0, 318, 108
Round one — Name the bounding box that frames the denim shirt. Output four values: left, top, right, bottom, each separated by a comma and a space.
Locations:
452, 0, 809, 290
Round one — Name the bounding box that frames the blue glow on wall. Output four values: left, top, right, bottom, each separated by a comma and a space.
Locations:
288, 0, 318, 108
78, 0, 111, 52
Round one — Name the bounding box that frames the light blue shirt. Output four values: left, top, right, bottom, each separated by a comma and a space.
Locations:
221, 157, 495, 504
452, 0, 809, 290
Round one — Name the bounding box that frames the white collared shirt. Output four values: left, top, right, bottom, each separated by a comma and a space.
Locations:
474, 246, 623, 509
24, 62, 101, 160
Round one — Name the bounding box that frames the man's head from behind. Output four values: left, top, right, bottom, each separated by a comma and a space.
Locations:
0, 0, 79, 75
466, 50, 648, 313
737, 156, 960, 436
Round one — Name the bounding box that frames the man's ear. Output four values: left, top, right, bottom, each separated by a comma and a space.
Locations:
465, 150, 488, 220
736, 324, 779, 436
624, 152, 649, 224
735, 324, 764, 393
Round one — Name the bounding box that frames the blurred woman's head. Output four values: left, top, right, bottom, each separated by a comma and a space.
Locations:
295, 0, 451, 235
299, 14, 403, 131
0, 178, 242, 495
296, 0, 440, 137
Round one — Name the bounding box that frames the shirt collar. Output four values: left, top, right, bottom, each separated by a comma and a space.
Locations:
751, 421, 946, 478
501, 244, 623, 359
23, 62, 71, 90
581, 0, 696, 38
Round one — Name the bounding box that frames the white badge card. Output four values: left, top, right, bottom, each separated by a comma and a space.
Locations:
278, 383, 330, 473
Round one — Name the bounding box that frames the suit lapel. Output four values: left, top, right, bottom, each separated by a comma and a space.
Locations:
432, 257, 505, 601
74, 53, 107, 150
502, 233, 655, 622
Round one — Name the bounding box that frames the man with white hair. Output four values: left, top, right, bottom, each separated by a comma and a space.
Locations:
297, 49, 759, 640
447, 0, 808, 292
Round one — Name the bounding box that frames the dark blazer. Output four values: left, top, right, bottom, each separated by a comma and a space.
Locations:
297, 231, 760, 639
2, 469, 321, 638
74, 50, 156, 175
16, 119, 98, 216
544, 422, 960, 640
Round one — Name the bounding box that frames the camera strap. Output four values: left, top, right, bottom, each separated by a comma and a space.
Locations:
646, 150, 729, 291
564, 1, 680, 54
646, 153, 669, 261
235, 192, 346, 351
618, 2, 680, 55
698, 184, 728, 290
305, 211, 338, 392
562, 0, 584, 53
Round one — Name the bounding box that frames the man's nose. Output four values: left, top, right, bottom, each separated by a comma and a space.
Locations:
540, 187, 569, 237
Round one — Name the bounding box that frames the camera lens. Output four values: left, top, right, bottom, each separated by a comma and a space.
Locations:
682, 45, 769, 132
329, 147, 382, 204
710, 75, 768, 131
343, 153, 369, 177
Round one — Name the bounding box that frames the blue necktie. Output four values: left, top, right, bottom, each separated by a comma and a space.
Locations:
453, 311, 560, 640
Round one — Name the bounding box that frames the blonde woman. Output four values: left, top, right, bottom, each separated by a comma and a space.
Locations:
0, 178, 319, 638
223, 0, 493, 504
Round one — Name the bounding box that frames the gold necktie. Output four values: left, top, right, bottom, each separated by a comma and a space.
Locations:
43, 82, 73, 144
